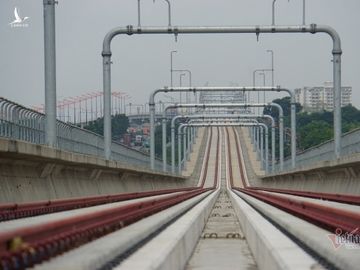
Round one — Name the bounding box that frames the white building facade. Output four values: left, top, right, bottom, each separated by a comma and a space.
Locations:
294, 82, 352, 112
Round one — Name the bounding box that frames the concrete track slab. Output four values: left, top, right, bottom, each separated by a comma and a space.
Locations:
33, 191, 213, 270
187, 239, 257, 270
234, 190, 360, 270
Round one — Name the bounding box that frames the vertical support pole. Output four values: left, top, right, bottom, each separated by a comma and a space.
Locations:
272, 125, 275, 172
291, 102, 296, 169
303, 0, 306, 25
265, 127, 269, 173
279, 115, 284, 170
150, 102, 156, 170
137, 0, 141, 27
191, 127, 194, 151
256, 127, 260, 161
103, 54, 112, 160
183, 127, 187, 169
333, 52, 342, 159
272, 0, 276, 25
43, 0, 57, 147
178, 129, 182, 174
170, 50, 177, 87
260, 127, 264, 170
171, 126, 176, 174
162, 112, 167, 172
251, 127, 255, 145
187, 127, 191, 160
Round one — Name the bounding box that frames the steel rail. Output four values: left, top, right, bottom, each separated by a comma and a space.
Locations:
230, 126, 360, 206
0, 187, 198, 222
0, 126, 217, 223
0, 188, 211, 269
248, 187, 360, 206
235, 187, 360, 237
0, 124, 221, 269
228, 127, 360, 237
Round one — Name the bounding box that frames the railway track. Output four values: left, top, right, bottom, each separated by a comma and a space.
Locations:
226, 126, 360, 270
226, 127, 360, 237
0, 127, 220, 270
0, 126, 359, 270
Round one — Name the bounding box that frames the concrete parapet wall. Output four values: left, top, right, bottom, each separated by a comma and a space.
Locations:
0, 138, 188, 203
260, 153, 360, 195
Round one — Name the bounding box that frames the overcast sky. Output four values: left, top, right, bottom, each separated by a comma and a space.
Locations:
0, 0, 359, 109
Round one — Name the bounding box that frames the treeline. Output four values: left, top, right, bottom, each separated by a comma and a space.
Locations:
83, 114, 129, 141
264, 97, 360, 156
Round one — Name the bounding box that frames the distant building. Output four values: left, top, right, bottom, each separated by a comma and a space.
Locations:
199, 90, 250, 114
294, 82, 352, 112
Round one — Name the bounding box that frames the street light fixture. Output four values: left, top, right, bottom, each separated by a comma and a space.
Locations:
173, 69, 192, 104
153, 0, 172, 27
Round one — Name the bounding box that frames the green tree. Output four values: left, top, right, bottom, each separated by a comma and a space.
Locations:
84, 114, 129, 141
298, 120, 333, 150
263, 96, 302, 121
266, 98, 360, 154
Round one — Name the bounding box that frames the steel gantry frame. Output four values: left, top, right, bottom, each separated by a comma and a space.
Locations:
162, 102, 282, 172
169, 114, 276, 174
181, 119, 265, 170
101, 24, 342, 168
153, 86, 296, 169
152, 86, 294, 171
177, 122, 269, 174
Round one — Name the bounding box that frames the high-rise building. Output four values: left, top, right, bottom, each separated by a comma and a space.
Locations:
294, 82, 352, 112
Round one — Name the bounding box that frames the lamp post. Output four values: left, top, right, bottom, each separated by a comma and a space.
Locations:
252, 69, 272, 111
259, 73, 266, 115
173, 69, 192, 103
170, 50, 177, 87
267, 50, 274, 87
179, 73, 186, 104
126, 102, 132, 115
173, 69, 192, 86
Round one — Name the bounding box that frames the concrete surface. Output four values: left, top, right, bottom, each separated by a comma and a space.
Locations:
114, 189, 220, 270
261, 152, 360, 195
33, 190, 213, 270
238, 128, 264, 177
183, 128, 205, 177
234, 190, 360, 270
186, 189, 257, 270
0, 192, 184, 233
237, 128, 360, 195
229, 189, 322, 270
0, 138, 188, 203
